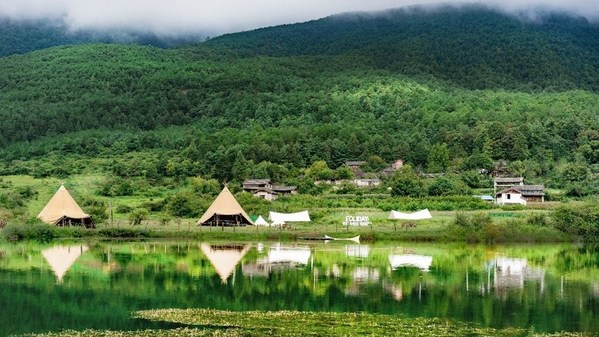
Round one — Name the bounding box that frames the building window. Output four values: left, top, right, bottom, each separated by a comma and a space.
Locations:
507, 194, 511, 200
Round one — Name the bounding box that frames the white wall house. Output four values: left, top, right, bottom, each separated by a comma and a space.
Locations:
496, 188, 527, 206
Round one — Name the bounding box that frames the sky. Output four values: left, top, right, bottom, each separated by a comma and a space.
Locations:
0, 0, 596, 37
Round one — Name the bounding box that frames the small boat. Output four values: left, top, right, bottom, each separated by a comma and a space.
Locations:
324, 235, 360, 244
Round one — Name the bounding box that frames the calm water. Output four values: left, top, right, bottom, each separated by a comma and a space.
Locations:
0, 240, 598, 336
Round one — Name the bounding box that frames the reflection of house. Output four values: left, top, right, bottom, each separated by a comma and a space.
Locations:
199, 243, 250, 283
242, 179, 297, 201
496, 185, 545, 205
389, 254, 433, 271
493, 257, 545, 290
42, 245, 89, 283
494, 257, 526, 288
345, 245, 370, 258
353, 267, 380, 282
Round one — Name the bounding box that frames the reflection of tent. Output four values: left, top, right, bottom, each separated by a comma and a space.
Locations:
268, 211, 311, 225
200, 243, 250, 283
42, 245, 89, 283
254, 215, 269, 226
260, 244, 311, 265
389, 254, 433, 271
243, 244, 310, 276
37, 185, 93, 227
197, 186, 254, 226
388, 209, 432, 220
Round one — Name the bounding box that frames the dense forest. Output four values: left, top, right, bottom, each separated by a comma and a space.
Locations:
0, 5, 598, 195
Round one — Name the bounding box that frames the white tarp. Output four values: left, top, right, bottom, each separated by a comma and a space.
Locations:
254, 215, 269, 226
388, 209, 432, 220
388, 254, 433, 271
269, 210, 311, 223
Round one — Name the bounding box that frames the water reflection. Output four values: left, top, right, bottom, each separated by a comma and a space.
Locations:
243, 243, 310, 277
0, 241, 598, 335
199, 243, 250, 283
388, 254, 433, 271
41, 244, 89, 283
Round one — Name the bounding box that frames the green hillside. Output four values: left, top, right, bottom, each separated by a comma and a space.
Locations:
0, 6, 597, 190
205, 5, 599, 91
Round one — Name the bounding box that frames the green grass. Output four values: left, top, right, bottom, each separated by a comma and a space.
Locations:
25, 309, 596, 336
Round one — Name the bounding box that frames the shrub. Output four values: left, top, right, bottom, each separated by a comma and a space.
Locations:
552, 204, 599, 239
158, 214, 172, 226
129, 209, 148, 226
526, 213, 548, 227
115, 204, 133, 214
427, 176, 471, 196
2, 222, 57, 242
81, 198, 108, 223
451, 212, 494, 242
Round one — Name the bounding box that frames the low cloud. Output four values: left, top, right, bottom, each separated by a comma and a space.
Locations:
0, 0, 596, 37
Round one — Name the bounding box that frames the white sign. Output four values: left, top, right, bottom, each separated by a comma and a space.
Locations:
343, 216, 370, 227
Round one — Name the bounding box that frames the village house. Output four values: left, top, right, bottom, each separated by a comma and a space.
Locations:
353, 178, 381, 187
242, 179, 297, 201
379, 159, 404, 176
345, 161, 366, 171
495, 185, 545, 205
493, 177, 524, 196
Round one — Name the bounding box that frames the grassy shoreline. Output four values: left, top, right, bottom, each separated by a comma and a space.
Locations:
0, 212, 577, 243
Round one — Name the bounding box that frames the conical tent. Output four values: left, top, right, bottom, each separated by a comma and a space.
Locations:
197, 186, 254, 226
37, 185, 93, 226
200, 243, 250, 283
42, 245, 89, 283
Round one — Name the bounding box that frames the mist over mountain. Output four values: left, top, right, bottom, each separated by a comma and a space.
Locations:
0, 17, 207, 57
201, 5, 599, 91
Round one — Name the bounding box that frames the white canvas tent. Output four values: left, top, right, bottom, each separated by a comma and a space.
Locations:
197, 186, 254, 226
268, 211, 311, 225
388, 254, 433, 271
254, 215, 270, 226
388, 209, 432, 220
42, 245, 89, 283
37, 185, 93, 226
200, 243, 250, 283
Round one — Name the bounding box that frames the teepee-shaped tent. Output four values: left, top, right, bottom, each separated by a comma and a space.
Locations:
254, 215, 269, 226
200, 243, 250, 283
42, 245, 89, 283
197, 186, 254, 226
37, 185, 93, 227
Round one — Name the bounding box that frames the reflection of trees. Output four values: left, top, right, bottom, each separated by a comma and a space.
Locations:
0, 242, 598, 334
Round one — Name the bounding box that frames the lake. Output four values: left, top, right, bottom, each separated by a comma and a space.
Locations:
0, 240, 597, 336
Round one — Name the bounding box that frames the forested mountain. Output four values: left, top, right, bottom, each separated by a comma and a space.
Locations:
205, 5, 599, 91
0, 5, 597, 188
